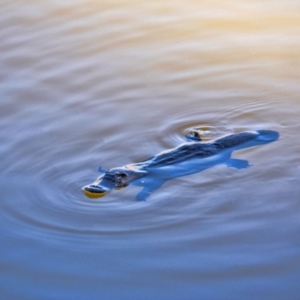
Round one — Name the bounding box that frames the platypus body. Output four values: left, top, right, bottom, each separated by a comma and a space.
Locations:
83, 129, 279, 201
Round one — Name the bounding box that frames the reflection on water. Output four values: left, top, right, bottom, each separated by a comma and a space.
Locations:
0, 0, 300, 299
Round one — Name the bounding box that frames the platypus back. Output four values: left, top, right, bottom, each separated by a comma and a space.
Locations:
214, 130, 279, 150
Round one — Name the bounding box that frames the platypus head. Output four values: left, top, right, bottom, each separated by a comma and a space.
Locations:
83, 167, 145, 198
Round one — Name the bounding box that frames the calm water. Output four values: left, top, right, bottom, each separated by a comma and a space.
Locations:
1, 0, 300, 299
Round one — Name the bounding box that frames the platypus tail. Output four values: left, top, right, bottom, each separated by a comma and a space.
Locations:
255, 130, 280, 142
214, 129, 279, 150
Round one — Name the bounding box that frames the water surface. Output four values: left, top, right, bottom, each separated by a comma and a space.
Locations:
1, 0, 300, 299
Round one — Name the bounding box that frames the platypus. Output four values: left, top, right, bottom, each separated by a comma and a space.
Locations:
83, 129, 279, 201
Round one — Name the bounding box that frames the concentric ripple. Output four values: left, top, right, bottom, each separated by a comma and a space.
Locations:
1, 162, 206, 237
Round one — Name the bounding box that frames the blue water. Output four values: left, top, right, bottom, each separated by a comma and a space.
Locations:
1, 1, 300, 299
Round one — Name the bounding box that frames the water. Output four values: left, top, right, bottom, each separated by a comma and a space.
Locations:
1, 1, 300, 299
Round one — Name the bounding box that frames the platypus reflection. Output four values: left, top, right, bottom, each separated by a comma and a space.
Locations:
83, 130, 279, 201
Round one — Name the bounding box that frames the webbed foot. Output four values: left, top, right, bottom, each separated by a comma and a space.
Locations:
135, 190, 150, 201
98, 166, 107, 173
135, 179, 164, 201
226, 158, 251, 169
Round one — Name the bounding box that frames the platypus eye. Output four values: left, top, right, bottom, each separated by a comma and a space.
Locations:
118, 173, 128, 178
115, 172, 128, 183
